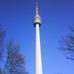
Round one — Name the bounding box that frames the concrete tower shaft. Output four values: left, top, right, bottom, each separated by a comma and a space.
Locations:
35, 24, 42, 74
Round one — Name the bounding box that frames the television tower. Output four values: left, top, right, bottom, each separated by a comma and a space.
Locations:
33, 0, 42, 74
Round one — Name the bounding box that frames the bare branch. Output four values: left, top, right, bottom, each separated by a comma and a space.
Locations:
3, 40, 27, 74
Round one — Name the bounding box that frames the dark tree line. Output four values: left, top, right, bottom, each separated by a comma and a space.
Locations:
0, 26, 28, 74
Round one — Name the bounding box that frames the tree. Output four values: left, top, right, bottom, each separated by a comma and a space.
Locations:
0, 68, 2, 74
59, 26, 74, 60
0, 26, 5, 60
56, 73, 63, 74
0, 25, 28, 74
0, 25, 5, 74
3, 40, 28, 74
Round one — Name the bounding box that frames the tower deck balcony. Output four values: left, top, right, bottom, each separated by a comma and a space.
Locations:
34, 15, 41, 27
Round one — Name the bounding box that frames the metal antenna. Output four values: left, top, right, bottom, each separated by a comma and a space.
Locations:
36, 0, 39, 16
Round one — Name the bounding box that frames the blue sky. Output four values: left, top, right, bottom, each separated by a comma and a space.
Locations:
0, 0, 74, 74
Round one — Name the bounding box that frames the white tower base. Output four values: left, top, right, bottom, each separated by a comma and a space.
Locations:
36, 24, 42, 74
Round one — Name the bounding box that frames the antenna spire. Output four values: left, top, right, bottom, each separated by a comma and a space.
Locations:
34, 0, 41, 27
36, 0, 39, 16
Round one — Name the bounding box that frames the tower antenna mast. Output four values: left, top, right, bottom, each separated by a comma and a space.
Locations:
36, 0, 39, 16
